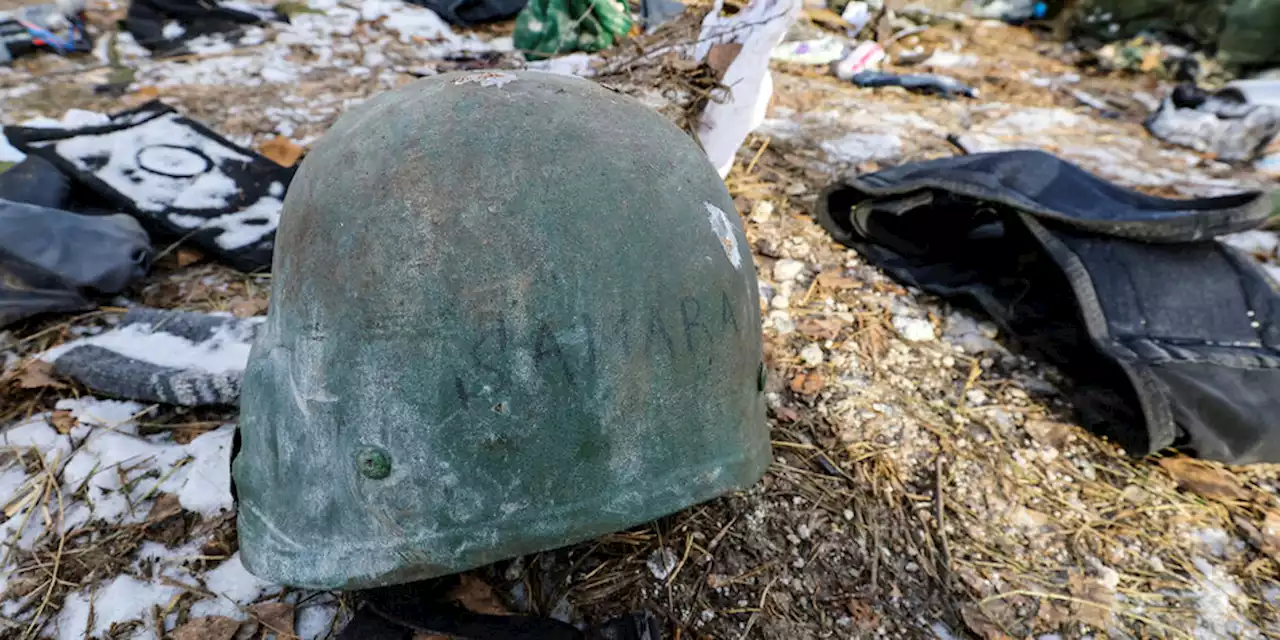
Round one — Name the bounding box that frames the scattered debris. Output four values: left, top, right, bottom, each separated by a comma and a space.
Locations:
831, 40, 884, 80
771, 36, 847, 65
1145, 83, 1280, 163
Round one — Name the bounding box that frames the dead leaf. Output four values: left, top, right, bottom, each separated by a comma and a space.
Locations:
249, 601, 297, 638
1140, 49, 1163, 73
1068, 571, 1115, 630
1022, 419, 1073, 450
50, 410, 76, 434
175, 248, 203, 267
16, 360, 67, 390
795, 316, 842, 341
448, 574, 510, 615
771, 405, 800, 423
1158, 457, 1252, 503
1119, 484, 1147, 504
815, 272, 859, 290
789, 372, 824, 396
804, 7, 850, 29
146, 493, 183, 525
260, 136, 304, 167
1034, 598, 1071, 628
706, 43, 743, 80
960, 604, 1013, 640
134, 85, 160, 99
845, 598, 879, 630
1258, 509, 1280, 560
230, 298, 269, 318
171, 616, 240, 640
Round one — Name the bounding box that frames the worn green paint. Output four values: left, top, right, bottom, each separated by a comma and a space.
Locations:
233, 70, 772, 591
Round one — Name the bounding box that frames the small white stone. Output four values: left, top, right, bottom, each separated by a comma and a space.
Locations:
771, 294, 790, 310
770, 310, 795, 335
773, 259, 806, 282
646, 547, 678, 581
893, 315, 935, 342
843, 509, 854, 520
800, 343, 825, 367
750, 200, 775, 223
965, 389, 987, 406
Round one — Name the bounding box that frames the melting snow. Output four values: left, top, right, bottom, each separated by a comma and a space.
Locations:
56, 575, 182, 640
0, 396, 312, 638
188, 553, 278, 619
1192, 558, 1262, 639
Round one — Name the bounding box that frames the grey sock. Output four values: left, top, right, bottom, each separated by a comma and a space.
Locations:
47, 307, 264, 407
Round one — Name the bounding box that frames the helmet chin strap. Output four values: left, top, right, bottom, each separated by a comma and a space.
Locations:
336, 577, 661, 640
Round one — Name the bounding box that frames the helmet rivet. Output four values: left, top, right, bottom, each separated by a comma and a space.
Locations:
355, 446, 392, 480
758, 363, 767, 392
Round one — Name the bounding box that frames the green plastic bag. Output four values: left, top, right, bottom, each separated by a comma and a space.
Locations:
514, 0, 633, 60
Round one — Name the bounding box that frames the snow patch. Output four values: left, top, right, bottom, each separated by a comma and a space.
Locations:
819, 132, 903, 165
56, 575, 181, 640
41, 320, 259, 375
1221, 230, 1279, 256
1192, 557, 1262, 639
188, 553, 278, 619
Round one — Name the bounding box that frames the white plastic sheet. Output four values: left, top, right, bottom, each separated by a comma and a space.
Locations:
694, 0, 800, 178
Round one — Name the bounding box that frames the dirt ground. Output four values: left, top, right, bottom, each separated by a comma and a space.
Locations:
2, 1, 1280, 639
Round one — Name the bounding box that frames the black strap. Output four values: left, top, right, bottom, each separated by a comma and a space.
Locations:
337, 579, 662, 640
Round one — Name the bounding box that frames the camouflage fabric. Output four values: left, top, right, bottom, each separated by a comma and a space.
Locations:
1069, 0, 1233, 48
513, 0, 632, 59
1069, 0, 1280, 73
1219, 0, 1280, 71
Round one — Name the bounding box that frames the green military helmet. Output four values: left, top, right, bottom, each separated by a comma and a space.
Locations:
232, 70, 772, 591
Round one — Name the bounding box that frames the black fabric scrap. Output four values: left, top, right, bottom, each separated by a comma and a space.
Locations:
849, 70, 977, 98
124, 0, 267, 55
5, 100, 296, 272
406, 0, 528, 27
814, 149, 1280, 465
334, 577, 662, 640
